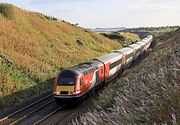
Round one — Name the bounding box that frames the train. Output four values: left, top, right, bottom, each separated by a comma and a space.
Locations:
53, 35, 153, 103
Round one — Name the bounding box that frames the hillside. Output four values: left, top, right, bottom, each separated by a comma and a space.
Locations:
0, 4, 122, 112
70, 29, 180, 124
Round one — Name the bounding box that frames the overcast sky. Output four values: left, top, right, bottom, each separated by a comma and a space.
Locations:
0, 0, 180, 28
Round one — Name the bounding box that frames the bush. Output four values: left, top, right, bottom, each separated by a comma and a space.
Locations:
0, 53, 13, 67
101, 32, 125, 42
45, 15, 58, 21
76, 38, 83, 46
0, 4, 14, 19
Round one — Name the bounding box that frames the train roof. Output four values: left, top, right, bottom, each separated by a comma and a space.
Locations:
142, 38, 151, 43
147, 35, 153, 38
136, 41, 146, 46
59, 69, 81, 77
128, 43, 142, 49
95, 52, 123, 63
114, 47, 133, 54
61, 60, 103, 76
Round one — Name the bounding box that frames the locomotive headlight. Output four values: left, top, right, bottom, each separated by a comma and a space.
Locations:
76, 91, 81, 94
54, 91, 59, 94
73, 91, 81, 95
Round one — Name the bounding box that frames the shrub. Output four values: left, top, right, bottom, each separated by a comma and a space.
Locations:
101, 32, 125, 42
0, 53, 13, 67
0, 4, 14, 19
76, 38, 83, 46
45, 15, 58, 21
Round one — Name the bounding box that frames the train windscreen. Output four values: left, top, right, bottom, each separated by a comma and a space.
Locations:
58, 77, 74, 86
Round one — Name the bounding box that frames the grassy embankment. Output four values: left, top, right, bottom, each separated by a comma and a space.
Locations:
71, 29, 180, 124
0, 4, 122, 112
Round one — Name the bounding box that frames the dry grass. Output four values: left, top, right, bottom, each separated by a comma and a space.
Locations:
0, 3, 122, 112
70, 29, 180, 125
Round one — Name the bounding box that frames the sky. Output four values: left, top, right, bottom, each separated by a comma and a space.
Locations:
0, 0, 180, 28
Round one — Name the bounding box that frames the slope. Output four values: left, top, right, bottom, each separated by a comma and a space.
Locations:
0, 3, 122, 112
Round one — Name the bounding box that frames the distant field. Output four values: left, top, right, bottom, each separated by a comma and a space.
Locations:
124, 26, 179, 37
0, 4, 122, 112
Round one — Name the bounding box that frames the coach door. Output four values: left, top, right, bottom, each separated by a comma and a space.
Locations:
105, 63, 110, 79
98, 66, 105, 83
121, 54, 126, 70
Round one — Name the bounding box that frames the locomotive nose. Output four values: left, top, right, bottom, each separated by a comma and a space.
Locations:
54, 85, 75, 95
53, 77, 75, 96
53, 76, 81, 96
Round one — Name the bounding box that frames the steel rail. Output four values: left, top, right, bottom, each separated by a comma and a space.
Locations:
0, 94, 52, 123
9, 99, 55, 125
33, 105, 65, 125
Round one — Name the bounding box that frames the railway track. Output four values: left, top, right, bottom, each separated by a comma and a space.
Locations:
0, 68, 135, 125
0, 94, 57, 125
33, 105, 65, 125
42, 74, 123, 125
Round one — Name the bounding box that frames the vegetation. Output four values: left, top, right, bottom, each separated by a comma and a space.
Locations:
0, 3, 14, 19
101, 32, 125, 42
124, 26, 179, 37
124, 26, 179, 32
70, 29, 180, 124
101, 32, 140, 47
0, 3, 122, 112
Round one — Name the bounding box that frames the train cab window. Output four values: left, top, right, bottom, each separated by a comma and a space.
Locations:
58, 77, 74, 86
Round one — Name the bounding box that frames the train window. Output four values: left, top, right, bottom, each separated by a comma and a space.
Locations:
110, 59, 122, 70
96, 66, 98, 70
90, 68, 93, 72
83, 66, 97, 75
96, 71, 99, 82
58, 77, 74, 86
84, 69, 90, 75
80, 77, 83, 86
136, 48, 141, 54
126, 53, 133, 59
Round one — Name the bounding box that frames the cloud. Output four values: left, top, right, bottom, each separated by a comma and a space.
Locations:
0, 0, 179, 27
128, 0, 180, 13
50, 6, 83, 13
27, 0, 112, 5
